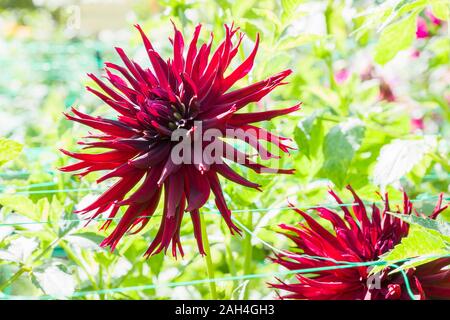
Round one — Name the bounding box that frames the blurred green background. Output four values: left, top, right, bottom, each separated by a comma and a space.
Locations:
0, 0, 449, 299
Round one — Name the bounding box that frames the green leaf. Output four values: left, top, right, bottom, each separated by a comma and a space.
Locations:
0, 137, 23, 167
281, 0, 301, 14
0, 195, 37, 220
32, 265, 76, 298
387, 211, 450, 241
431, 1, 450, 20
306, 85, 340, 110
372, 138, 435, 189
258, 52, 292, 79
252, 9, 281, 30
57, 207, 79, 237
71, 232, 104, 244
276, 34, 322, 51
371, 226, 449, 274
294, 113, 324, 159
396, 0, 428, 15
374, 12, 418, 65
0, 237, 38, 263
148, 251, 165, 276
281, 0, 302, 22
319, 120, 365, 188
231, 0, 257, 18
407, 154, 432, 185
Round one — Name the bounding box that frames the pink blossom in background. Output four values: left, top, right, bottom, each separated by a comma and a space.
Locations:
411, 117, 425, 131
416, 17, 429, 39
425, 9, 442, 26
411, 49, 421, 58
334, 68, 350, 84
379, 79, 396, 102
360, 64, 375, 82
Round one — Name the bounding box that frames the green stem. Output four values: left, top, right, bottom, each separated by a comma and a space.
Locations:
98, 265, 106, 300
242, 211, 253, 300
324, 0, 336, 92
0, 239, 80, 293
0, 267, 29, 292
222, 222, 238, 298
59, 241, 101, 293
200, 213, 218, 299
429, 153, 450, 171
0, 236, 62, 292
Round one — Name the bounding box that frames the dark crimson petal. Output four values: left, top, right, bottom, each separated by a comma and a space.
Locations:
328, 188, 362, 236
100, 203, 147, 251
166, 173, 184, 218
118, 166, 163, 205
242, 160, 295, 175
186, 24, 202, 75
150, 120, 172, 136
229, 104, 301, 126
189, 209, 205, 255
346, 185, 371, 229
115, 47, 148, 86
229, 124, 280, 160
59, 161, 91, 172
220, 34, 259, 93
184, 166, 211, 212
147, 49, 170, 91
215, 70, 292, 107
60, 148, 135, 163
171, 21, 185, 73
128, 143, 171, 169
221, 141, 294, 174
96, 162, 137, 183
86, 86, 135, 116
180, 72, 198, 101
113, 138, 151, 151
201, 106, 236, 129
207, 171, 241, 235
430, 193, 449, 219
78, 139, 142, 152
157, 156, 182, 186
145, 187, 185, 257
105, 62, 142, 91
287, 202, 344, 253
236, 124, 295, 153
76, 170, 145, 214
134, 24, 154, 54
128, 188, 163, 235
213, 163, 261, 190
64, 109, 136, 138
87, 73, 127, 103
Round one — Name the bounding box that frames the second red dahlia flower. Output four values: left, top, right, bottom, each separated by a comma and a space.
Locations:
61, 23, 298, 257
270, 186, 449, 300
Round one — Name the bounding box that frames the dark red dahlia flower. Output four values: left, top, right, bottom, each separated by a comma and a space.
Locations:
270, 186, 450, 300
60, 23, 298, 257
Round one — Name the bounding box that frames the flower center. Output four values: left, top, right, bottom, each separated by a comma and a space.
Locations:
141, 94, 200, 139
165, 95, 200, 132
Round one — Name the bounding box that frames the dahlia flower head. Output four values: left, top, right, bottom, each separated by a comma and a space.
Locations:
271, 186, 450, 300
61, 23, 298, 257
416, 10, 444, 39
416, 16, 430, 39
